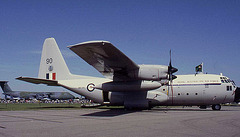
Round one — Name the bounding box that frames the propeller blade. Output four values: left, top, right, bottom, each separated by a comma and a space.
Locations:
168, 50, 178, 80
169, 50, 172, 68
172, 75, 177, 80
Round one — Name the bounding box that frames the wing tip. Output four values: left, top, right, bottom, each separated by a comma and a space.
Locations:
68, 40, 111, 48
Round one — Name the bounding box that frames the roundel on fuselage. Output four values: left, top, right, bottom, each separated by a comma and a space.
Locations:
87, 83, 95, 92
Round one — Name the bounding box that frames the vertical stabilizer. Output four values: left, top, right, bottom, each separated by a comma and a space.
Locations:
38, 38, 71, 80
0, 81, 13, 93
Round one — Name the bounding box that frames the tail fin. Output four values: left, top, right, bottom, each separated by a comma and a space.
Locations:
0, 81, 13, 93
17, 38, 86, 86
38, 38, 71, 80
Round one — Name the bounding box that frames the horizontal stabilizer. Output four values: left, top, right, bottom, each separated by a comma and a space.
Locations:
16, 77, 58, 86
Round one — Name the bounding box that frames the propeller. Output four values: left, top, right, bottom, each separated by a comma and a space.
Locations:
168, 50, 178, 80
167, 50, 178, 104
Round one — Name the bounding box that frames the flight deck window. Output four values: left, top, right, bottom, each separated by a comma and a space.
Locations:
221, 77, 230, 83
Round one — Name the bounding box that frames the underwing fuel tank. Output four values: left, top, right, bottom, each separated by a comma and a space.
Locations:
94, 81, 161, 92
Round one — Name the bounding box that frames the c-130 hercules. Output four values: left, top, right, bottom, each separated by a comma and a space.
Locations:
17, 38, 238, 110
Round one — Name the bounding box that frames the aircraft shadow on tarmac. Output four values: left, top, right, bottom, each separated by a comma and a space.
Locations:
81, 106, 239, 117
81, 107, 212, 117
150, 106, 240, 112
81, 108, 138, 117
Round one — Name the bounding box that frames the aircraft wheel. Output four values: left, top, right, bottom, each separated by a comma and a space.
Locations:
212, 104, 221, 110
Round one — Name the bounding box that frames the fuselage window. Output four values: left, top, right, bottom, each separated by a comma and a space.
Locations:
195, 93, 198, 95
178, 93, 180, 95
186, 93, 189, 95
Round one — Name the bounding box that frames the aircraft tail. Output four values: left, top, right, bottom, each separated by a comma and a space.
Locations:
17, 38, 87, 86
0, 81, 13, 93
38, 38, 72, 80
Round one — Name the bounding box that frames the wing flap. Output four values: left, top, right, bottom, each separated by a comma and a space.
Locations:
68, 41, 139, 80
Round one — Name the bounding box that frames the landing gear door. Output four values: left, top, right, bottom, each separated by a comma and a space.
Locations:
103, 91, 110, 103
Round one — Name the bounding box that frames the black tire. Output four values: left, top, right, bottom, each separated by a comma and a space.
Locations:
212, 104, 221, 110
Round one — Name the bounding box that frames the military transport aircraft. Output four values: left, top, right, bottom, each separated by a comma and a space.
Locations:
17, 38, 237, 110
0, 81, 75, 100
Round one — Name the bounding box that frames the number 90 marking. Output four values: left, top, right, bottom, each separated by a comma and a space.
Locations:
46, 58, 53, 64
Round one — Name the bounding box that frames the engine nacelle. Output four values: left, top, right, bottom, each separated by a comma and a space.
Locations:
129, 65, 169, 81
94, 80, 161, 92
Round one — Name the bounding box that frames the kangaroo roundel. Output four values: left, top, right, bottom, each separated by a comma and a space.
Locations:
87, 83, 95, 92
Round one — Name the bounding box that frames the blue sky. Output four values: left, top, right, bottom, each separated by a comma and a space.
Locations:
0, 0, 240, 97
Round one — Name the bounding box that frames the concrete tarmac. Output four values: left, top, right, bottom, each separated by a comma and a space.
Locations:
0, 106, 240, 137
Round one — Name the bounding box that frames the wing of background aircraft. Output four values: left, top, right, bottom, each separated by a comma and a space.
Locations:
68, 41, 139, 81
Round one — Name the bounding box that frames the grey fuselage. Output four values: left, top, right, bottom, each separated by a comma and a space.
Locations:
61, 73, 235, 108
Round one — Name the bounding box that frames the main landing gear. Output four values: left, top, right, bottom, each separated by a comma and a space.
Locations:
199, 104, 221, 110
211, 104, 221, 110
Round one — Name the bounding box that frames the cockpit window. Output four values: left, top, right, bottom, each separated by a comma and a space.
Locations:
220, 77, 232, 83
232, 80, 235, 84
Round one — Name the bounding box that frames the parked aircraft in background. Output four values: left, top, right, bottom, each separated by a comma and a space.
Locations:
0, 81, 75, 100
17, 38, 238, 110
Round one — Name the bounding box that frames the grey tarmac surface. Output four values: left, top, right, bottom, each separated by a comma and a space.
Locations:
0, 106, 240, 137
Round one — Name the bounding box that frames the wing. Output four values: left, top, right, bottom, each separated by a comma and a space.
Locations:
68, 41, 139, 81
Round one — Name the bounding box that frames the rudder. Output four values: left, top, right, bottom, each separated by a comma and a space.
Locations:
0, 81, 13, 93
